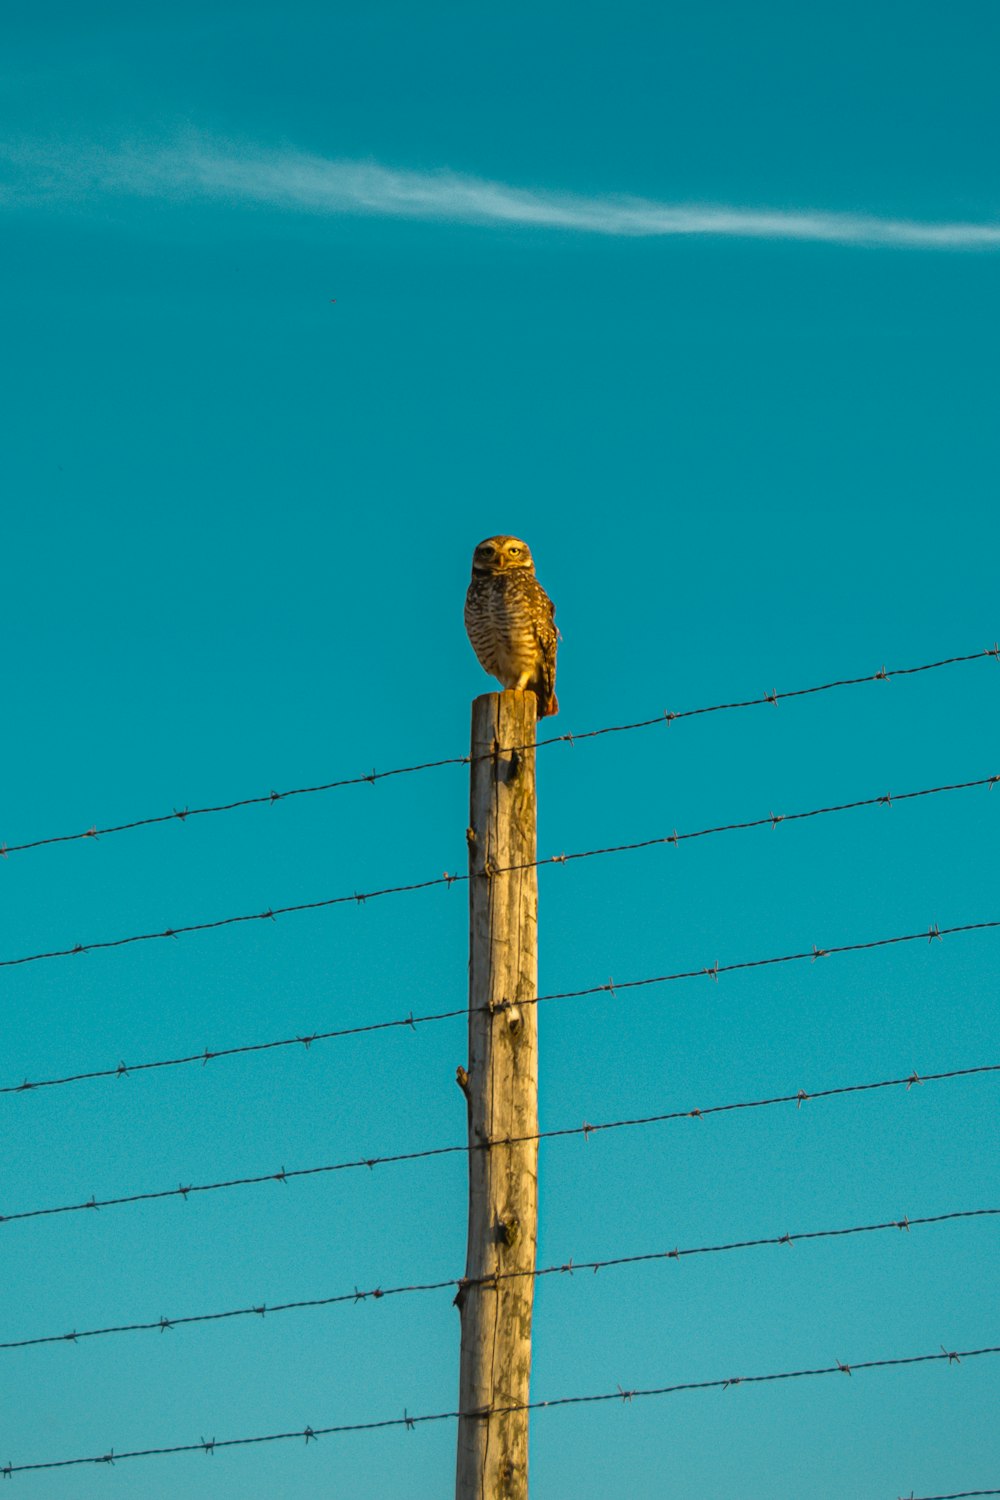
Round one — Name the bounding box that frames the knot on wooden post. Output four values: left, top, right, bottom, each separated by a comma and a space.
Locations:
497, 1213, 521, 1249
496, 747, 521, 786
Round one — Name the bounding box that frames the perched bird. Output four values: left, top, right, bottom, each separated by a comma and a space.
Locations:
464, 535, 559, 717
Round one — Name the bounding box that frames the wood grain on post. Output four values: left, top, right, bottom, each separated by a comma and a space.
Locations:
456, 691, 539, 1500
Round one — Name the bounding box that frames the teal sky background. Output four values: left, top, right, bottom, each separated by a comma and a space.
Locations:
2, 3, 999, 1496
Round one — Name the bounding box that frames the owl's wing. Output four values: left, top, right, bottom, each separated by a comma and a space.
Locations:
530, 579, 559, 716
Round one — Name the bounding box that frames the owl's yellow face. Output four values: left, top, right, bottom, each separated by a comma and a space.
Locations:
471, 535, 535, 576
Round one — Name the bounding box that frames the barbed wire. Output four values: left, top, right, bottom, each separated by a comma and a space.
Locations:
3, 1343, 997, 1474
3, 767, 995, 971
4, 645, 996, 860
2, 1205, 994, 1353
2, 1062, 996, 1228
5, 916, 998, 1097
902, 1492, 1000, 1499
528, 646, 1000, 752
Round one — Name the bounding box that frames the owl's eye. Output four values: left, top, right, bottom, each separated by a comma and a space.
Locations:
508, 546, 521, 556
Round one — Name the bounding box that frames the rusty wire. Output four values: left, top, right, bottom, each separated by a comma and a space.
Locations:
1, 1062, 996, 1228
2, 768, 996, 971
4, 915, 998, 1098
3, 646, 996, 860
2, 1343, 997, 1474
1, 1206, 995, 1353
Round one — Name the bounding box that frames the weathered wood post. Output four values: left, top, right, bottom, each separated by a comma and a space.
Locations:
455, 689, 540, 1500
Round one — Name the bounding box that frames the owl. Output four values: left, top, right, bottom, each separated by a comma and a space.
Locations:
464, 535, 559, 717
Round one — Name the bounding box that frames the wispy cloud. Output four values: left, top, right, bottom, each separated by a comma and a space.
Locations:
6, 139, 1000, 249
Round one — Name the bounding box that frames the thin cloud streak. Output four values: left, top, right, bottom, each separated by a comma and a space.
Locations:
8, 141, 1000, 248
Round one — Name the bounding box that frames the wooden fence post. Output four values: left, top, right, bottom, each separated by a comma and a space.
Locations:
455, 690, 540, 1500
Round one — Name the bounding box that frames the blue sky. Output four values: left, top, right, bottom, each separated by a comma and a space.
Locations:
2, 3, 998, 1496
